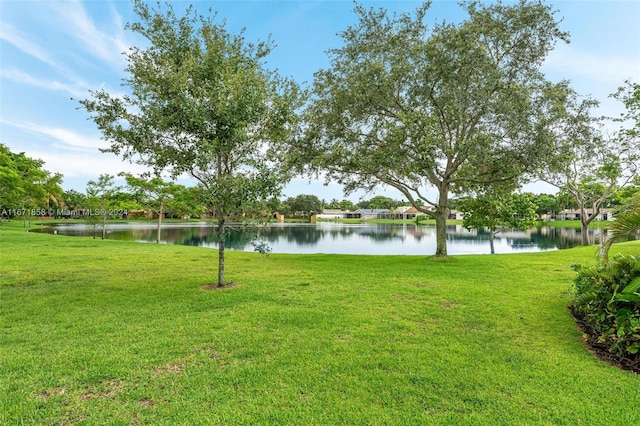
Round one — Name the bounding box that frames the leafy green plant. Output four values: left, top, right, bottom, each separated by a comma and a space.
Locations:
601, 208, 640, 264
250, 236, 272, 255
571, 254, 640, 357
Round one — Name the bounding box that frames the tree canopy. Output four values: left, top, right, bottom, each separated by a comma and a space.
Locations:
284, 194, 323, 215
459, 190, 537, 254
0, 143, 63, 223
295, 0, 569, 256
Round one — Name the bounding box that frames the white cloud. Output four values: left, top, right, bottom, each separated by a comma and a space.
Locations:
0, 68, 90, 99
0, 22, 65, 71
51, 0, 130, 71
17, 148, 148, 180
1, 118, 107, 152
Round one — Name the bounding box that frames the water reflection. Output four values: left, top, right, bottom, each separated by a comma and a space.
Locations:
30, 221, 629, 255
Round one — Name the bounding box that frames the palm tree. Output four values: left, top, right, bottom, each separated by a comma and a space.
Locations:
600, 208, 640, 264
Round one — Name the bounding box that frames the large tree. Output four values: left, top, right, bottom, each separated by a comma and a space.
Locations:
80, 1, 301, 286
297, 0, 568, 256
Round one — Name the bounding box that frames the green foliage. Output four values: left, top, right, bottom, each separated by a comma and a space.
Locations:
85, 174, 120, 239
357, 195, 400, 210
62, 189, 87, 211
460, 192, 537, 231
572, 255, 640, 358
531, 193, 557, 216
459, 190, 537, 254
611, 178, 640, 215
283, 194, 323, 215
601, 208, 640, 263
250, 235, 272, 255
325, 198, 357, 211
0, 143, 63, 223
612, 80, 640, 143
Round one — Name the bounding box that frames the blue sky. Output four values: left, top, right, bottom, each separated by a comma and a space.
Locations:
1, 0, 639, 202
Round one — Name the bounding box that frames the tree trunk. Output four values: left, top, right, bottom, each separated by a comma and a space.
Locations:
101, 214, 106, 240
156, 201, 163, 244
434, 186, 450, 257
580, 206, 598, 246
217, 217, 226, 287
489, 229, 496, 254
434, 211, 448, 256
581, 219, 590, 245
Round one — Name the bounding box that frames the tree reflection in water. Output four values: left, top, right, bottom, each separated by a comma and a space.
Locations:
33, 222, 635, 255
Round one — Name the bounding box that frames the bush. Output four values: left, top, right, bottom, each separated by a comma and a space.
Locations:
571, 254, 640, 360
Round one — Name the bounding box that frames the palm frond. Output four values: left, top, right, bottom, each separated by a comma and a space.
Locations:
601, 208, 640, 264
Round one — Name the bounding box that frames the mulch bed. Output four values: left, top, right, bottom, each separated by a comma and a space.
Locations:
569, 306, 639, 374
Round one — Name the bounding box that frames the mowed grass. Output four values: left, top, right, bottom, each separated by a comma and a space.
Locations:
1, 223, 639, 425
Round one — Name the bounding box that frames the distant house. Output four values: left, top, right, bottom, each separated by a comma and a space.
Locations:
448, 210, 465, 220
316, 209, 347, 220
349, 208, 390, 220
379, 206, 422, 220
553, 208, 615, 221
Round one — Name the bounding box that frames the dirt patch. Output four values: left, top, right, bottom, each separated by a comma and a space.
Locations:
569, 306, 639, 374
81, 379, 124, 401
154, 363, 185, 374
200, 282, 238, 290
35, 387, 65, 400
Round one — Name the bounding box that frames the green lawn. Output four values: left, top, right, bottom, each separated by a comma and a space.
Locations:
1, 222, 639, 425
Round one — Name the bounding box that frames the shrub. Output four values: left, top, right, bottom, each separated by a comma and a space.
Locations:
571, 254, 640, 359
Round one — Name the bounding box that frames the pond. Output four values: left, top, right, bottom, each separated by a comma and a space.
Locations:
31, 221, 621, 255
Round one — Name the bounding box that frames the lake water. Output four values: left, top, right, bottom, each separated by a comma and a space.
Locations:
31, 221, 617, 255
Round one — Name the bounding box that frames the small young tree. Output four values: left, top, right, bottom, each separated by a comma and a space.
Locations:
120, 172, 178, 243
79, 1, 301, 286
86, 174, 118, 240
459, 190, 538, 254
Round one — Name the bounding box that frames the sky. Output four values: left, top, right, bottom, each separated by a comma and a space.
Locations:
1, 0, 639, 203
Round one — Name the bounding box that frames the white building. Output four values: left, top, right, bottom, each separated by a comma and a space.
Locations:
553, 208, 615, 221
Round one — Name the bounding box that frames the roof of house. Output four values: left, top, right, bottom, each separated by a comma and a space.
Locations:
354, 209, 390, 214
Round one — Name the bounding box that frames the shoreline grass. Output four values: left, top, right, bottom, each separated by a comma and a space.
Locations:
1, 223, 639, 424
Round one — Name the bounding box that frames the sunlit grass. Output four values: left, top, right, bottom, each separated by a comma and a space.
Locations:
1, 221, 639, 425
